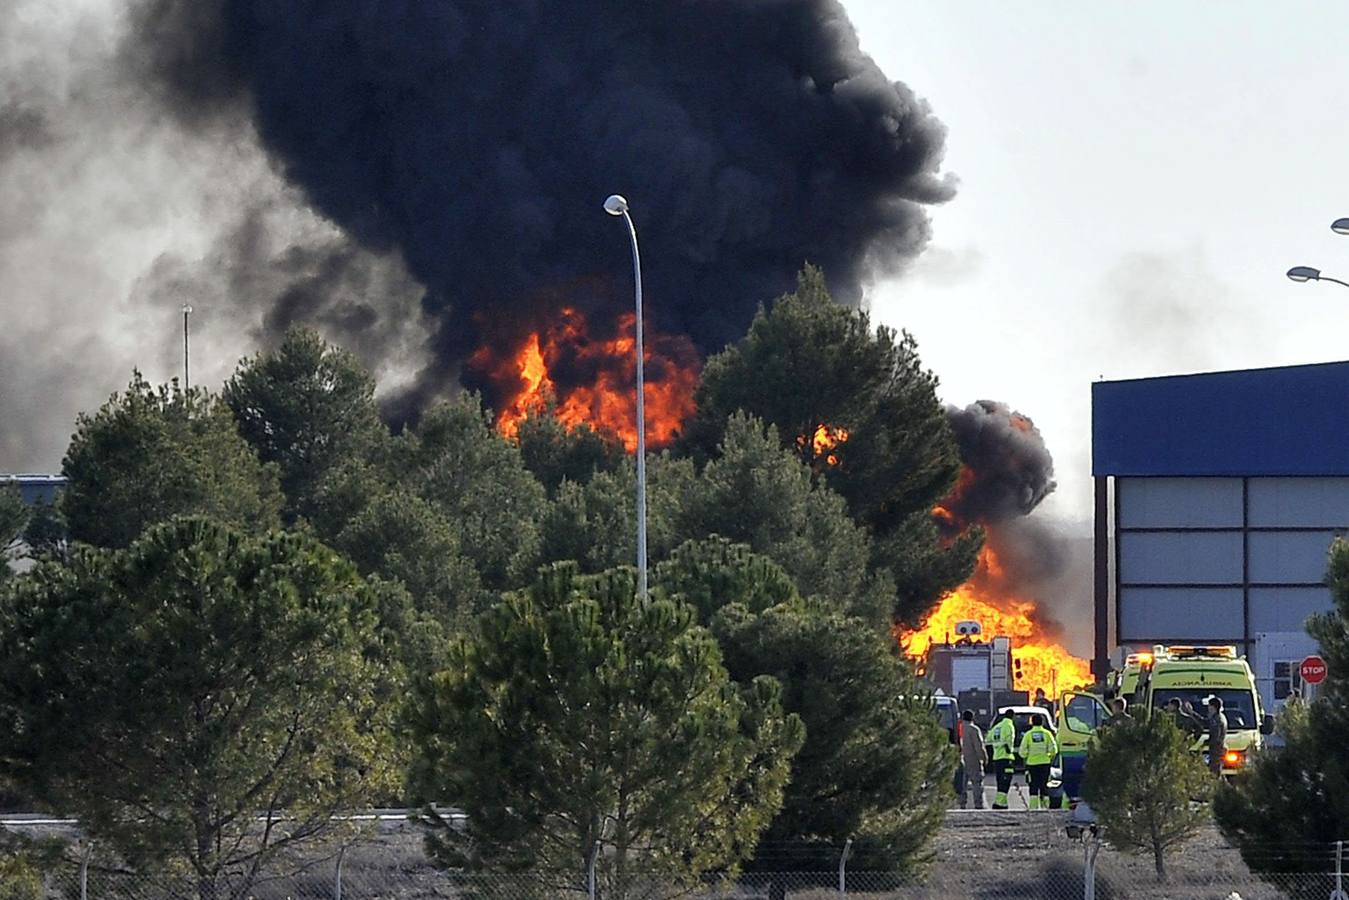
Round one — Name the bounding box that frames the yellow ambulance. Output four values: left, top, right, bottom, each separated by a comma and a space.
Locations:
1134, 645, 1275, 775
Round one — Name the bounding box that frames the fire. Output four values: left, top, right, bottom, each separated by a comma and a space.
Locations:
932, 466, 976, 532
797, 424, 849, 467
899, 546, 1092, 700
470, 307, 699, 452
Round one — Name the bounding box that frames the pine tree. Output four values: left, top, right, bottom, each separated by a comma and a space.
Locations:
1083, 714, 1214, 881
676, 265, 977, 622
0, 518, 398, 899
408, 563, 803, 897
1214, 538, 1349, 899
61, 374, 283, 548
224, 327, 389, 525
0, 485, 26, 579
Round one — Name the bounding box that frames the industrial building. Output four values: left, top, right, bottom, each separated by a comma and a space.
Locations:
1092, 361, 1347, 712
1, 474, 66, 505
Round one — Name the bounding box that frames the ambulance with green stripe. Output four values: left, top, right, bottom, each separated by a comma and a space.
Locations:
1055, 645, 1275, 799
1132, 645, 1274, 775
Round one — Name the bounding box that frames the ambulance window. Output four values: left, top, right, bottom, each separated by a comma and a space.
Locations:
1064, 694, 1103, 733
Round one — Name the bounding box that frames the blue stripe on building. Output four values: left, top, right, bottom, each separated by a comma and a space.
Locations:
1092, 360, 1349, 477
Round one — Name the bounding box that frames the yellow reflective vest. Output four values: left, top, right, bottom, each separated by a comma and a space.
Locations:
1018, 725, 1058, 765
988, 718, 1016, 760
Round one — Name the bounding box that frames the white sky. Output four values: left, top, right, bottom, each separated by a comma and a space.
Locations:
845, 0, 1349, 523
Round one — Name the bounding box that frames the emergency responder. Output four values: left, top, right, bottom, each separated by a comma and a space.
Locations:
1174, 697, 1227, 774
986, 711, 1016, 810
1192, 696, 1228, 776
1018, 719, 1058, 810
1167, 697, 1203, 736
958, 710, 988, 809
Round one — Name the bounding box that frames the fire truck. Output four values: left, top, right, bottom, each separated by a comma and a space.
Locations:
921, 621, 1028, 727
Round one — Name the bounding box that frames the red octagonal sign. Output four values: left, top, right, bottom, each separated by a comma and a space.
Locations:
1299, 655, 1328, 686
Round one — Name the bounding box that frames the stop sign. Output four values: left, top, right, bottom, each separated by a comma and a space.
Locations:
1299, 655, 1328, 686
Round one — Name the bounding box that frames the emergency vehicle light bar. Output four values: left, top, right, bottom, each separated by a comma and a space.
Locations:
1164, 645, 1237, 659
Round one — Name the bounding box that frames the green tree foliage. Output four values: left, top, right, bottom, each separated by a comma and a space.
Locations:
408, 564, 804, 895
679, 414, 890, 623
224, 328, 389, 524
876, 515, 983, 629
1083, 714, 1214, 881
653, 537, 799, 623
0, 856, 41, 900
330, 489, 489, 627
61, 374, 282, 548
1214, 538, 1349, 899
0, 486, 25, 579
515, 404, 624, 496
680, 266, 961, 534
538, 454, 697, 574
711, 596, 954, 874
19, 499, 65, 563
676, 267, 977, 622
0, 518, 399, 896
400, 396, 547, 590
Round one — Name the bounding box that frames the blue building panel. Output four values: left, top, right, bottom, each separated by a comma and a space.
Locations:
0, 475, 66, 505
1092, 361, 1349, 476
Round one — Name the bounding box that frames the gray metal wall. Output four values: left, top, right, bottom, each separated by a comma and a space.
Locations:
1116, 476, 1340, 647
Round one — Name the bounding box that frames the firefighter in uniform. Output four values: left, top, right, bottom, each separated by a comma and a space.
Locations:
987, 712, 1016, 810
1018, 721, 1058, 810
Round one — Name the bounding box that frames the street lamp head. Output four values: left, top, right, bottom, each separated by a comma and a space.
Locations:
1332, 218, 1349, 236
603, 194, 629, 216
1287, 266, 1320, 283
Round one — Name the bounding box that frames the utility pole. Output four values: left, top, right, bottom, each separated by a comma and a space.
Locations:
181, 304, 193, 392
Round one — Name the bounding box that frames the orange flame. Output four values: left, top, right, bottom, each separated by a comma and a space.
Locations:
899, 546, 1092, 700
470, 307, 699, 452
797, 424, 849, 467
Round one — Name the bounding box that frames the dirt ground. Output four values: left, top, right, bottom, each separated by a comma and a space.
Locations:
7, 798, 1309, 900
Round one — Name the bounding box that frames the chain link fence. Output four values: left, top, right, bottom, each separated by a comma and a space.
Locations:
6, 815, 1344, 900
26, 860, 1344, 900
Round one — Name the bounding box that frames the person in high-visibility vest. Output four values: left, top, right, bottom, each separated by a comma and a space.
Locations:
986, 712, 1017, 810
1018, 722, 1058, 810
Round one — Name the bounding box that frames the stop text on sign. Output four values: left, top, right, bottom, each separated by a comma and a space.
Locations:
1299, 655, 1327, 686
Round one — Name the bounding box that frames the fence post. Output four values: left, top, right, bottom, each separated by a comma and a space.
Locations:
1082, 835, 1100, 900
1332, 840, 1346, 900
837, 837, 853, 895
334, 845, 347, 900
80, 842, 93, 900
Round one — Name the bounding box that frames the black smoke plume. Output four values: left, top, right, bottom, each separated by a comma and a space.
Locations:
124, 0, 954, 414
945, 400, 1057, 527
943, 401, 1082, 646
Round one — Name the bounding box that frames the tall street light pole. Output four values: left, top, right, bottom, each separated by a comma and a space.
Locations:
182, 304, 193, 392
604, 194, 648, 598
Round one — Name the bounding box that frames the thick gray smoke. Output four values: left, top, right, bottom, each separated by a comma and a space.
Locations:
122, 0, 955, 413
945, 400, 1057, 527
944, 400, 1088, 650
0, 1, 427, 471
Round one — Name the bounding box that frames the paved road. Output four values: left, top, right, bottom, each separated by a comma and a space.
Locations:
951, 772, 1043, 812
